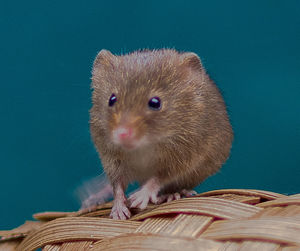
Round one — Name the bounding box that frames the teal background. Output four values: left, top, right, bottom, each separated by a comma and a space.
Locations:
0, 0, 299, 229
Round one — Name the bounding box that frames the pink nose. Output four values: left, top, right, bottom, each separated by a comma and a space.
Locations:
115, 127, 133, 141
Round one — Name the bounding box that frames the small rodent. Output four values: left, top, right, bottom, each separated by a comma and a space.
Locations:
89, 49, 233, 219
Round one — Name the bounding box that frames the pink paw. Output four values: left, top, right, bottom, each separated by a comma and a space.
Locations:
158, 189, 197, 203
129, 187, 159, 210
181, 189, 197, 197
110, 201, 131, 220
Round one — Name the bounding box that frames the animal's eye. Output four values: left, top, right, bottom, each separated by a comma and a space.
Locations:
148, 97, 161, 110
109, 93, 117, 107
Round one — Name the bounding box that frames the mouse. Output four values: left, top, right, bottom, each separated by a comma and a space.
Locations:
88, 48, 233, 219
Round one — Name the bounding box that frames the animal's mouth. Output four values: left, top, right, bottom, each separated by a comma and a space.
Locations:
119, 141, 138, 150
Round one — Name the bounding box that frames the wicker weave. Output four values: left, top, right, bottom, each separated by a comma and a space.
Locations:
1, 189, 300, 251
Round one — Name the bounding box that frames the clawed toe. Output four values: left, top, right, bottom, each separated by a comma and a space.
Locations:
167, 192, 181, 202
129, 188, 159, 210
181, 189, 197, 197
129, 192, 150, 210
158, 189, 197, 204
110, 203, 131, 220
129, 192, 147, 209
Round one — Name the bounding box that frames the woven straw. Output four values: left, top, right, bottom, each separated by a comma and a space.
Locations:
1, 189, 300, 251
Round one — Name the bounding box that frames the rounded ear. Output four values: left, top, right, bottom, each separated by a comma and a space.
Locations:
91, 50, 116, 87
93, 49, 116, 69
180, 52, 203, 71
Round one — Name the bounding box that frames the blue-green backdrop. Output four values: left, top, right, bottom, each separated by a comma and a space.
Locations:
0, 0, 299, 229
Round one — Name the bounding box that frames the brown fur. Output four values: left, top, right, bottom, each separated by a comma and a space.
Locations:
90, 49, 233, 194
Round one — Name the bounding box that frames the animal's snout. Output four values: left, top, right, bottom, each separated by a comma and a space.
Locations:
115, 127, 133, 141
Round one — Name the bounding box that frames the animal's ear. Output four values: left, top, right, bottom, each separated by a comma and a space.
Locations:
93, 49, 116, 70
91, 50, 116, 87
180, 52, 203, 71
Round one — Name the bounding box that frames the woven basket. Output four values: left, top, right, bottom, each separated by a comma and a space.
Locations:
1, 189, 300, 251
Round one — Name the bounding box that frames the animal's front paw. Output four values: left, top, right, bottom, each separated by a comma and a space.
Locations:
158, 189, 197, 203
129, 187, 159, 210
110, 201, 131, 220
180, 189, 197, 197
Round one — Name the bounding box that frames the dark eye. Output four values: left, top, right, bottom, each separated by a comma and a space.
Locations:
148, 96, 161, 110
109, 93, 117, 107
